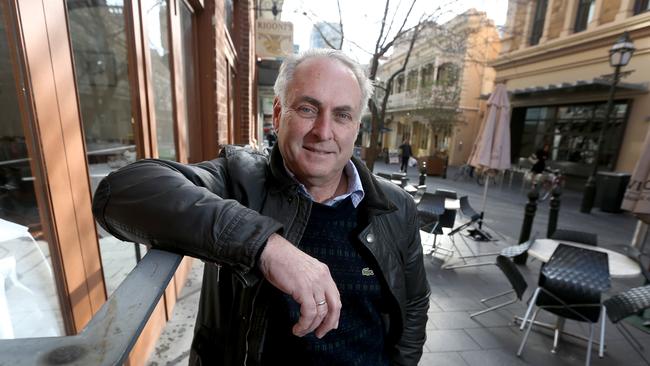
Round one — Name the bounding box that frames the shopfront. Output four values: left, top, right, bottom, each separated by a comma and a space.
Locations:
0, 0, 255, 363
511, 97, 632, 178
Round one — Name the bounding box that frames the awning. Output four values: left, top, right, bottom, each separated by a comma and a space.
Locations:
257, 58, 283, 87
480, 78, 647, 99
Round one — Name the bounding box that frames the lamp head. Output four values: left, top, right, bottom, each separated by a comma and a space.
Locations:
609, 32, 635, 67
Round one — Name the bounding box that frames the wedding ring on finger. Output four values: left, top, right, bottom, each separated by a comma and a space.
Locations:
316, 299, 327, 306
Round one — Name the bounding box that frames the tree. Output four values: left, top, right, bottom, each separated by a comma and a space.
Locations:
301, 0, 466, 170
365, 1, 460, 171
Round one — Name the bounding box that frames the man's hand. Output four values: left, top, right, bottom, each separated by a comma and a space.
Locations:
259, 233, 341, 338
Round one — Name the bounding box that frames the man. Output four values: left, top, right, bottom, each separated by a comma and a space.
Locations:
399, 138, 413, 173
529, 143, 550, 184
92, 49, 429, 365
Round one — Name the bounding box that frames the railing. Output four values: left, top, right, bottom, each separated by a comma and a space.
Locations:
386, 86, 459, 111
0, 249, 182, 366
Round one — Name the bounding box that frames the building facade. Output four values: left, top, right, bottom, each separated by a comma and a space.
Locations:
373, 9, 501, 166
310, 21, 343, 49
0, 0, 256, 363
495, 0, 650, 179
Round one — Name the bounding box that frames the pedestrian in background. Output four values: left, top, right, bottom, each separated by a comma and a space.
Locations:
399, 138, 413, 173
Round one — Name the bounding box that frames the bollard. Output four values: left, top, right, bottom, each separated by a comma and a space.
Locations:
514, 187, 539, 264
547, 186, 562, 238
419, 161, 427, 185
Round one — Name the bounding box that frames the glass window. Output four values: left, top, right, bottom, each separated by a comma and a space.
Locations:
395, 75, 404, 93
144, 0, 176, 160
420, 64, 434, 88
574, 0, 595, 33
1, 5, 65, 338
406, 70, 418, 91
224, 0, 234, 35
517, 102, 628, 174
634, 0, 650, 14
529, 0, 548, 46
180, 2, 197, 162
67, 0, 146, 295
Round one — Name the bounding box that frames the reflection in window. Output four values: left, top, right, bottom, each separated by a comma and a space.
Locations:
67, 0, 146, 295
144, 0, 176, 160
1, 5, 64, 338
180, 2, 197, 162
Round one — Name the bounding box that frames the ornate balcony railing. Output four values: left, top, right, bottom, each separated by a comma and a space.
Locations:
387, 85, 459, 111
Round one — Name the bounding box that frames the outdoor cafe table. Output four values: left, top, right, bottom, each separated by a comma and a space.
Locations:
528, 239, 642, 278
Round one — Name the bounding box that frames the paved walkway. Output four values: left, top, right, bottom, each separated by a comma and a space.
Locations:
148, 162, 649, 366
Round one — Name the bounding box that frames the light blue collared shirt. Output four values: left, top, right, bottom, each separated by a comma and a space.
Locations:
285, 161, 365, 207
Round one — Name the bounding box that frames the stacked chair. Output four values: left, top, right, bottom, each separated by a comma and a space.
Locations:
443, 234, 536, 270
603, 285, 650, 364
469, 255, 528, 319
417, 192, 455, 257
517, 244, 610, 366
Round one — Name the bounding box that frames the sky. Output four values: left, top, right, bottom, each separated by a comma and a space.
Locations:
281, 0, 509, 63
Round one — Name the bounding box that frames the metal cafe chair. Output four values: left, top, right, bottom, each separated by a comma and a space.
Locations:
603, 285, 650, 364
444, 234, 536, 270
442, 196, 504, 265
433, 188, 457, 199
412, 185, 427, 205
517, 244, 610, 366
417, 192, 454, 256
470, 255, 528, 319
550, 229, 598, 246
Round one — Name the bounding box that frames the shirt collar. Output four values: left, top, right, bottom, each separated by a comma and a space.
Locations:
284, 160, 365, 207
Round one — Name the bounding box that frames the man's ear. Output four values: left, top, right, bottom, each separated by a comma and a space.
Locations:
272, 97, 282, 132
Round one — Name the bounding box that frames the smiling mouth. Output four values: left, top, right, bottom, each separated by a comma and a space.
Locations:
303, 146, 334, 155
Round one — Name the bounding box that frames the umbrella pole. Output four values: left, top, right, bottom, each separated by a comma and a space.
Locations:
481, 175, 490, 214
470, 175, 493, 241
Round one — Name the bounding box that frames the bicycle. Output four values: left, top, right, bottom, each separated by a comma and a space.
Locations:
533, 168, 565, 201
475, 169, 503, 186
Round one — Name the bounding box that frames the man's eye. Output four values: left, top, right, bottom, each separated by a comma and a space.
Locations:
335, 112, 353, 122
296, 106, 317, 117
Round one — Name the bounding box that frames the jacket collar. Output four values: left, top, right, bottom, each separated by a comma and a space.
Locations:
268, 145, 397, 215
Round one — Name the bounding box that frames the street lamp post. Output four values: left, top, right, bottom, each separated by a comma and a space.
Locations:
580, 32, 635, 213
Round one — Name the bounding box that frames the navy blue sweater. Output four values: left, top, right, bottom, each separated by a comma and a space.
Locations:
262, 198, 389, 365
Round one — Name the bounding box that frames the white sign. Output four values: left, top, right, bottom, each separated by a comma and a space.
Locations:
256, 19, 293, 58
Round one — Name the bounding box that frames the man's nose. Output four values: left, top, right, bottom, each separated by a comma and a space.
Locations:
310, 110, 334, 140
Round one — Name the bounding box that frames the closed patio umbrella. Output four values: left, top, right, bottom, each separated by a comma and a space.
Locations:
622, 127, 650, 248
468, 83, 511, 213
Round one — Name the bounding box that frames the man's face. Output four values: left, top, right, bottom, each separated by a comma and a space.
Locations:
273, 57, 362, 187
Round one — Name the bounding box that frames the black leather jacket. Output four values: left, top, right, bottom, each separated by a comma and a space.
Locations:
92, 145, 430, 365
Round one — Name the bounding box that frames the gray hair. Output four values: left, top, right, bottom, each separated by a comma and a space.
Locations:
273, 48, 374, 117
